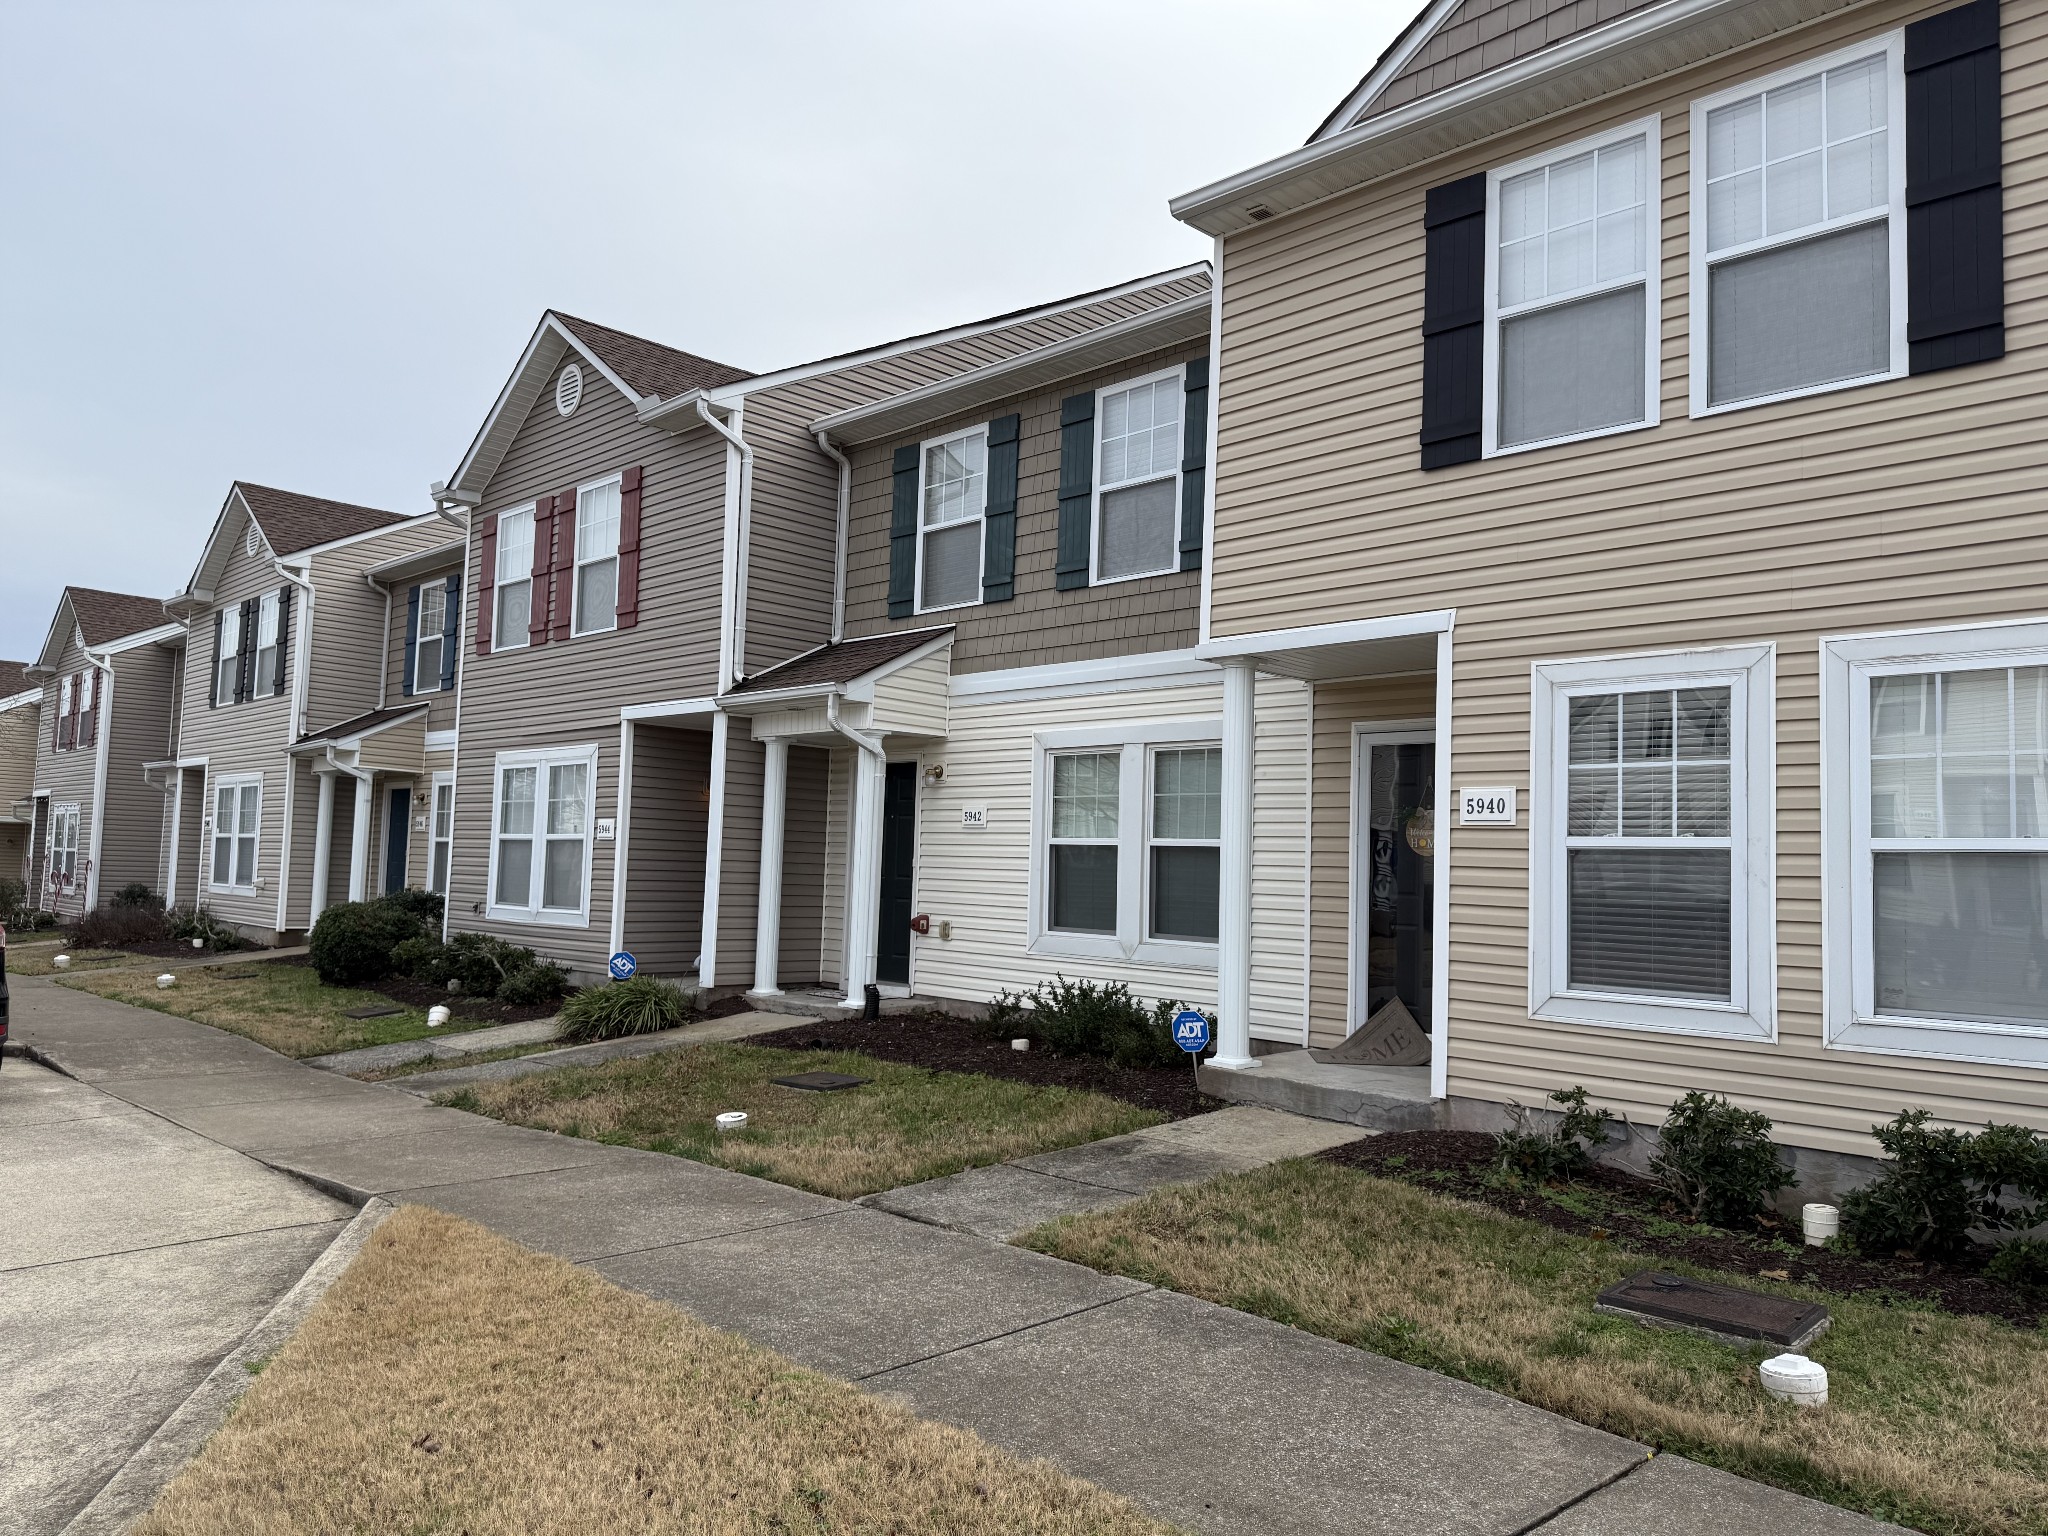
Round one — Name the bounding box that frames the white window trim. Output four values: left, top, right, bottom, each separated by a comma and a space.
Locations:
1687, 32, 1909, 418
412, 582, 446, 695
49, 801, 81, 885
1090, 364, 1187, 588
56, 674, 74, 752
571, 473, 623, 638
485, 743, 598, 927
1028, 717, 1222, 969
1483, 114, 1663, 458
492, 502, 537, 654
207, 772, 263, 894
255, 590, 280, 698
913, 427, 987, 616
428, 770, 455, 895
1822, 617, 2048, 1069
1145, 743, 1224, 946
215, 606, 242, 705
1528, 642, 1776, 1041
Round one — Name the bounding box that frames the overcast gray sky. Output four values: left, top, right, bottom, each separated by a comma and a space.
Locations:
0, 0, 1408, 662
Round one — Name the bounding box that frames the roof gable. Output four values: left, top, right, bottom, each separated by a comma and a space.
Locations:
33, 586, 170, 671
181, 481, 405, 599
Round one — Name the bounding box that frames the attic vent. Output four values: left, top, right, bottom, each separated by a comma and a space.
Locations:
1245, 204, 1274, 222
245, 523, 259, 556
556, 362, 584, 418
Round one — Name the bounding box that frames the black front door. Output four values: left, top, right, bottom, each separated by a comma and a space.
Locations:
875, 762, 917, 985
384, 786, 411, 895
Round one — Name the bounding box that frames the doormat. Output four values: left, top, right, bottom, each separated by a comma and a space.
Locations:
771, 1071, 870, 1092
1596, 1270, 1830, 1350
343, 1005, 406, 1020
1315, 996, 1431, 1067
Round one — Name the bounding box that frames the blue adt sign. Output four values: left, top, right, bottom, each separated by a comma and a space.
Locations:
1171, 1009, 1211, 1054
608, 951, 638, 981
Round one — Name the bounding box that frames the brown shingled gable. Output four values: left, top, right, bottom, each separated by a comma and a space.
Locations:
0, 660, 33, 691
65, 587, 172, 647
727, 628, 953, 695
236, 482, 406, 556
550, 313, 753, 402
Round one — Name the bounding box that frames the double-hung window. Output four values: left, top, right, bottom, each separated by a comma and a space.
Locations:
494, 505, 535, 651
50, 803, 79, 886
209, 776, 260, 891
414, 583, 446, 692
254, 591, 280, 695
488, 746, 596, 924
1823, 621, 2048, 1068
1094, 371, 1182, 582
56, 674, 75, 751
573, 478, 621, 636
429, 773, 455, 894
917, 429, 986, 612
1034, 722, 1224, 966
1486, 118, 1659, 454
1692, 38, 1905, 412
1530, 644, 1774, 1039
215, 606, 242, 704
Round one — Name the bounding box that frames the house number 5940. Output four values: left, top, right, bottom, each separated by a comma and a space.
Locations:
1458, 787, 1516, 825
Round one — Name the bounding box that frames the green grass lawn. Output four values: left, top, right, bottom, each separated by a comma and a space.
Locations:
56, 959, 504, 1058
441, 1042, 1162, 1200
1021, 1158, 2048, 1536
6, 938, 134, 977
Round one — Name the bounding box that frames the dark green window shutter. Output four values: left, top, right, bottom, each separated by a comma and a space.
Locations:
1420, 173, 1486, 469
440, 574, 461, 692
888, 444, 920, 619
208, 610, 223, 709
1179, 357, 1209, 571
272, 584, 291, 697
982, 414, 1020, 603
1055, 392, 1095, 591
1907, 0, 2004, 374
402, 583, 420, 696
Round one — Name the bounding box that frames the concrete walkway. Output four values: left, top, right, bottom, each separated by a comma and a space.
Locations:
382, 1009, 801, 1094
0, 1055, 351, 1535
10, 976, 1906, 1536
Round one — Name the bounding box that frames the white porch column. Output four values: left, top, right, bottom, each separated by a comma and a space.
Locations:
753, 737, 789, 995
1213, 658, 1259, 1070
164, 772, 185, 909
309, 770, 337, 923
346, 772, 373, 904
840, 746, 886, 1008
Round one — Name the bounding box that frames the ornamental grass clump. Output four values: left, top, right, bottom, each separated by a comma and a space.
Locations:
1649, 1090, 1796, 1226
556, 976, 698, 1043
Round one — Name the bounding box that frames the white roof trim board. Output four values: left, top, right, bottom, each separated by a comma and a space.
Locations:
811, 294, 1213, 446
1171, 0, 1863, 235
1313, 0, 1470, 144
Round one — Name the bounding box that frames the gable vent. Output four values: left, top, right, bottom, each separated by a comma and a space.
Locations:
245, 523, 259, 556
555, 362, 584, 418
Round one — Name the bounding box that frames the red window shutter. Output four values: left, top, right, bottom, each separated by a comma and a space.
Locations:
65, 672, 79, 750
528, 495, 554, 647
617, 466, 643, 629
81, 671, 96, 749
476, 513, 498, 656
552, 485, 578, 641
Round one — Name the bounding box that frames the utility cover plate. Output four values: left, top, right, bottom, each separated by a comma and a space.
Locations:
772, 1071, 870, 1092
1596, 1270, 1829, 1349
343, 1005, 406, 1020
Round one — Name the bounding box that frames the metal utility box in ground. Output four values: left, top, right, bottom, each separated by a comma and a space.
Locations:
1595, 1271, 1829, 1350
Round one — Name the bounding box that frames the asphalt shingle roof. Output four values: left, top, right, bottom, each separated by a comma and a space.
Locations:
0, 660, 33, 691
65, 588, 171, 647
727, 628, 953, 695
236, 482, 406, 556
296, 703, 429, 745
550, 313, 753, 402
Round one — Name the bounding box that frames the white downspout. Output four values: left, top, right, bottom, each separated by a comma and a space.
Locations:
81, 645, 115, 912
609, 718, 634, 963
273, 559, 316, 933
825, 693, 886, 1008
815, 431, 852, 644
364, 571, 393, 711
695, 397, 755, 691
442, 503, 473, 943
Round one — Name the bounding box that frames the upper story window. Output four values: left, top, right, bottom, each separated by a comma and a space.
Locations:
414, 582, 446, 693
1485, 119, 1659, 455
1094, 371, 1183, 582
55, 674, 75, 751
918, 429, 986, 613
254, 591, 280, 691
215, 605, 242, 705
573, 478, 621, 636
1691, 37, 1905, 413
494, 505, 534, 651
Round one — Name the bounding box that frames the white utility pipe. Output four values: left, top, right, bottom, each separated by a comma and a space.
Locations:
815, 430, 853, 644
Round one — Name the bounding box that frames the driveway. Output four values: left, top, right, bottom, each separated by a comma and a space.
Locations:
0, 1056, 351, 1534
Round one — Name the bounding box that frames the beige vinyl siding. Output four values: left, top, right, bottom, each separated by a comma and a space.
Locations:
170, 766, 206, 910
379, 562, 465, 731
736, 274, 1211, 678
778, 744, 829, 986
447, 363, 730, 976
872, 646, 951, 739
0, 697, 40, 821
819, 748, 851, 986
837, 339, 1209, 676
304, 520, 445, 736
619, 722, 711, 975
1210, 0, 2048, 1149
32, 631, 106, 918
899, 676, 1307, 1033
714, 731, 765, 985
97, 643, 177, 898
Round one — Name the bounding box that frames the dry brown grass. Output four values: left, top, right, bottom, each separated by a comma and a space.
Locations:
7, 944, 132, 977
136, 1206, 1176, 1536
444, 1042, 1160, 1199
1023, 1159, 2048, 1536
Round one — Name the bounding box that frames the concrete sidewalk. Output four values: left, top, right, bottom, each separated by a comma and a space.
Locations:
13, 975, 1905, 1536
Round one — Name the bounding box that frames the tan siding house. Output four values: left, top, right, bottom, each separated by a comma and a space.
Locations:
1178, 0, 2046, 1168
0, 669, 42, 890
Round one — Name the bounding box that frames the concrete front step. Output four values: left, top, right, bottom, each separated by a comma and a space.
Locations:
1198, 1049, 1438, 1132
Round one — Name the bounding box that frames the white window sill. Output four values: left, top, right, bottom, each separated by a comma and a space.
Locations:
208, 884, 258, 897
486, 903, 589, 929
1828, 1014, 2048, 1070
1484, 413, 1656, 460
1088, 563, 1180, 589
915, 598, 981, 617
1532, 991, 1772, 1043
1690, 364, 1902, 420
1031, 931, 1124, 963
572, 622, 618, 640
492, 641, 530, 655
1028, 932, 1219, 972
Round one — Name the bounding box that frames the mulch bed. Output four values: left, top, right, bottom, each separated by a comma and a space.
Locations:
371, 971, 568, 1026
1321, 1130, 2042, 1329
751, 1011, 1224, 1120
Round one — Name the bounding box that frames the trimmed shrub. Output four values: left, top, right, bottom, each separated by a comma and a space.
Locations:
992, 977, 1209, 1069
309, 898, 431, 988
1987, 1236, 2048, 1293
1493, 1086, 1614, 1184
557, 976, 696, 1043
1650, 1091, 1796, 1227
111, 882, 161, 910
168, 905, 243, 953
71, 903, 172, 949
498, 959, 571, 1007
376, 887, 445, 927
1841, 1111, 2048, 1260
390, 935, 451, 986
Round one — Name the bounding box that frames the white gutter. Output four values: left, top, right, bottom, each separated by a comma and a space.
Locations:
80, 643, 115, 912
815, 431, 853, 644
824, 691, 883, 758
272, 558, 316, 933
363, 571, 393, 710
695, 397, 755, 691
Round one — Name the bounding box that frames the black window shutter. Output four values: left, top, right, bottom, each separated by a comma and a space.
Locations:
982, 414, 1020, 603
235, 597, 256, 703
1055, 392, 1095, 591
403, 583, 421, 696
1420, 173, 1487, 469
273, 584, 291, 697
441, 574, 460, 692
1907, 0, 2004, 374
209, 609, 223, 709
888, 445, 920, 619
1180, 356, 1210, 571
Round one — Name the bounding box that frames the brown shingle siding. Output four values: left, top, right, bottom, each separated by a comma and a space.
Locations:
1353, 0, 1661, 124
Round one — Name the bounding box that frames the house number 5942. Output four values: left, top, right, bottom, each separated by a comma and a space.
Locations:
1458, 787, 1516, 825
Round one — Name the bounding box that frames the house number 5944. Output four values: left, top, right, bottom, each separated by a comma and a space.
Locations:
1458, 787, 1516, 825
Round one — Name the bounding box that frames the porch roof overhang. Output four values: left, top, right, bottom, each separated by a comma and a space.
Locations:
290, 704, 430, 777
720, 627, 955, 713
1195, 610, 1453, 681
364, 539, 467, 589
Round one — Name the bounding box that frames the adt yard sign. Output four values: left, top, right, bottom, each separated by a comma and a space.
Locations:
1172, 1009, 1211, 1054
608, 951, 638, 981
